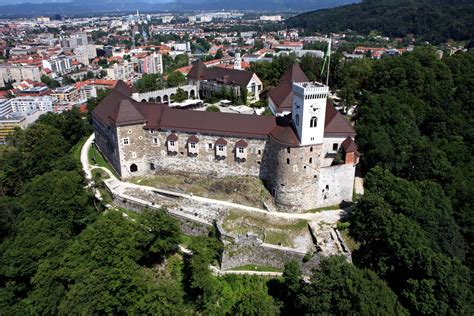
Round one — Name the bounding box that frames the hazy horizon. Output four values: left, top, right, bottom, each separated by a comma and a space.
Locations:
2, 0, 172, 3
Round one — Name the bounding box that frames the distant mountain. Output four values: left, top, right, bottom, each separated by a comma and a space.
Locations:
286, 0, 474, 43
0, 0, 359, 17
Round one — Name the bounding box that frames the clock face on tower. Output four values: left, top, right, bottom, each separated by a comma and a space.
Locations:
310, 105, 320, 114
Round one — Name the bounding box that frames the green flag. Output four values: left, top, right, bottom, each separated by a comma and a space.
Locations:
320, 38, 332, 77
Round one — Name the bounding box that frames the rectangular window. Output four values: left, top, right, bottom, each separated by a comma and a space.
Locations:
153, 138, 159, 144
190, 143, 196, 149
208, 143, 213, 149
123, 138, 129, 145
218, 145, 224, 151
238, 147, 244, 154
169, 140, 175, 146
333, 143, 339, 151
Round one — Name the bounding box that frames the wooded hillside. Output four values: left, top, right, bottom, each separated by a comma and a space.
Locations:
287, 0, 474, 44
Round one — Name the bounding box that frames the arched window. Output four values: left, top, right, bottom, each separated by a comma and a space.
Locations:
310, 116, 317, 128
295, 114, 300, 126
130, 164, 138, 172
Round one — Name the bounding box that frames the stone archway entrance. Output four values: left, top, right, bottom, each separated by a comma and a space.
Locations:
130, 164, 138, 173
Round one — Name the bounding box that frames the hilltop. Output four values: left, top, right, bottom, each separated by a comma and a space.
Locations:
0, 0, 359, 17
286, 0, 474, 43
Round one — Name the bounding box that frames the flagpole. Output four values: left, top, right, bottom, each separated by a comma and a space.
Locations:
326, 37, 331, 87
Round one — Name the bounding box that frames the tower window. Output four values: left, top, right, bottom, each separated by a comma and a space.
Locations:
310, 116, 317, 128
295, 114, 300, 126
287, 148, 291, 154
287, 158, 290, 165
309, 158, 313, 164
333, 143, 339, 151
310, 147, 313, 152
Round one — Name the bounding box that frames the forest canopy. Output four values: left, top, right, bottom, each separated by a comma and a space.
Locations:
287, 0, 474, 44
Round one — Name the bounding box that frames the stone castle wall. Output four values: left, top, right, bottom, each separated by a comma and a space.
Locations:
110, 190, 213, 237
316, 164, 355, 208
93, 119, 122, 176
97, 121, 356, 212
116, 124, 269, 180
221, 242, 320, 275
265, 138, 324, 212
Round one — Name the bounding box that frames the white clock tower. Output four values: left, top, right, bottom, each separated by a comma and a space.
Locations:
291, 82, 329, 146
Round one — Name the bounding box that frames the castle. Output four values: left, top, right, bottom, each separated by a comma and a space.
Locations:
92, 64, 359, 213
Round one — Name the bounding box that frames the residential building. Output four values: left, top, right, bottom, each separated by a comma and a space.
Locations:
10, 96, 53, 115
51, 85, 82, 105
42, 55, 74, 76
107, 61, 136, 81
0, 110, 43, 144
260, 15, 282, 21
187, 60, 263, 102
138, 52, 163, 75
0, 99, 12, 117
61, 33, 90, 49
0, 64, 42, 83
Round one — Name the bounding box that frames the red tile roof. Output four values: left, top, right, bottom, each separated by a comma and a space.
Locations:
235, 139, 248, 148
188, 60, 255, 87
188, 135, 199, 143
341, 136, 360, 156
215, 138, 227, 146
268, 64, 309, 112
167, 133, 179, 141
93, 81, 355, 147
324, 104, 356, 138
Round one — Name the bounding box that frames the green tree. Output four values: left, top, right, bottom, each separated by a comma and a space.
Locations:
167, 71, 186, 87
138, 209, 181, 264
134, 74, 165, 93
297, 256, 406, 315
172, 88, 188, 103
214, 49, 224, 59
349, 192, 472, 315
40, 74, 60, 89
231, 289, 280, 316
206, 105, 220, 112
57, 211, 185, 314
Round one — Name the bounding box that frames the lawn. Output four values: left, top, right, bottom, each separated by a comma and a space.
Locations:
339, 229, 359, 252
222, 209, 310, 249
70, 136, 87, 162
88, 144, 120, 178
130, 174, 274, 209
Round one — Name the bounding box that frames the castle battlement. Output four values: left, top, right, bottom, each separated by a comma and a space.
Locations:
293, 82, 329, 95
